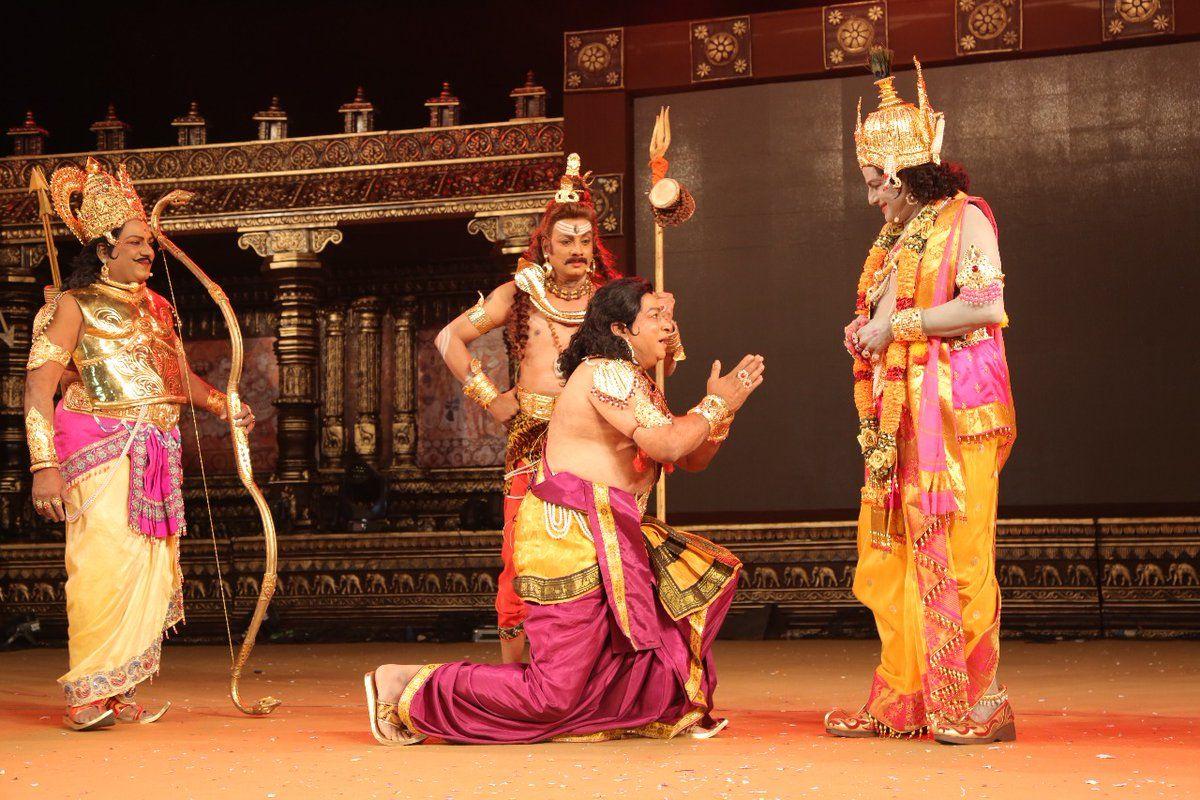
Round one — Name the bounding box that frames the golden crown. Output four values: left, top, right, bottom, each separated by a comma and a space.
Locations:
50, 156, 148, 244
553, 152, 593, 205
854, 49, 945, 180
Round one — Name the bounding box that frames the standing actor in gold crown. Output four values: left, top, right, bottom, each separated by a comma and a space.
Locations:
24, 158, 255, 730
435, 153, 685, 663
823, 49, 1017, 744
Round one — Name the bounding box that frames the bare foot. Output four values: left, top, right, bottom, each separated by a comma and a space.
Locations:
499, 631, 527, 664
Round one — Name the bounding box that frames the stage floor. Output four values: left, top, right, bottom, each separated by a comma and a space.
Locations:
2, 640, 1196, 799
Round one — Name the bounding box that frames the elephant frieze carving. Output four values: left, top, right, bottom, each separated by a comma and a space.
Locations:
391, 573, 416, 593
314, 574, 338, 595
1104, 563, 1132, 586
420, 572, 442, 593
784, 566, 810, 587
339, 573, 363, 595
812, 566, 837, 587
471, 572, 496, 592
1066, 563, 1095, 586
1135, 563, 1165, 586
365, 573, 388, 593
1169, 563, 1199, 586
446, 573, 469, 593
753, 567, 780, 588
1033, 565, 1062, 586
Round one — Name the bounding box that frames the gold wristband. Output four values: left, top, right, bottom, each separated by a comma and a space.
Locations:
462, 359, 500, 409
466, 292, 496, 335
27, 334, 72, 371
205, 387, 228, 417
688, 394, 731, 432
890, 308, 927, 343
707, 414, 734, 443
665, 328, 686, 362
26, 407, 59, 473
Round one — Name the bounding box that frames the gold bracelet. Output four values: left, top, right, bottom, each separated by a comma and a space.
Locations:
462, 358, 500, 409
26, 407, 59, 473
890, 308, 927, 343
466, 292, 496, 335
707, 414, 734, 443
688, 394, 731, 432
26, 334, 72, 371
205, 387, 228, 417
665, 328, 686, 362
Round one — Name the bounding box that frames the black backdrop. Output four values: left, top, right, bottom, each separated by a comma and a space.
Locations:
634, 41, 1200, 518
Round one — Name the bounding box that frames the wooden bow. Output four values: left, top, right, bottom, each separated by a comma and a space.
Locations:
150, 190, 281, 716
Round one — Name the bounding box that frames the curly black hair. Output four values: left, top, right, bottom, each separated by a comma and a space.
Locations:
557, 276, 652, 379
898, 161, 970, 205
63, 226, 126, 290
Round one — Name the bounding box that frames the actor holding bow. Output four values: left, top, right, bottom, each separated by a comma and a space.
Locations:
24, 158, 254, 730
825, 49, 1017, 744
366, 277, 762, 744
435, 153, 684, 662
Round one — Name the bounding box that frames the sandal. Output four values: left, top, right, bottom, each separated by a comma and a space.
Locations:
107, 691, 171, 724
63, 699, 116, 731
363, 671, 425, 746
688, 716, 730, 739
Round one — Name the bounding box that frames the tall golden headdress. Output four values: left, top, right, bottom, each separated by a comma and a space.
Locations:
854, 48, 945, 184
50, 156, 148, 244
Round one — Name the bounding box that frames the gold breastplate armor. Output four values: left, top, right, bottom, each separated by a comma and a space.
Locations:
67, 282, 186, 425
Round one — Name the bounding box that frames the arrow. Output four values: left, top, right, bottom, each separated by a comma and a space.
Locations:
28, 166, 62, 290
0, 310, 16, 348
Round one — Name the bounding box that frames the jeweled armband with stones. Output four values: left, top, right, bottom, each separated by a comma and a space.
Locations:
956, 244, 1005, 307
462, 358, 499, 409
26, 407, 58, 473
465, 292, 496, 335
890, 308, 927, 343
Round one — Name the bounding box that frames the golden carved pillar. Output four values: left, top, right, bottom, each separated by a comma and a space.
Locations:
319, 306, 347, 471
0, 243, 42, 533
350, 296, 383, 463
237, 226, 343, 489
390, 296, 418, 471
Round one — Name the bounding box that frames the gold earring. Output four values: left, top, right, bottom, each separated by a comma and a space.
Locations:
100, 262, 112, 283
622, 337, 636, 362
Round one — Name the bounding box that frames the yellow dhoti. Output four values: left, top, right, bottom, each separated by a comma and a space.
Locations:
852, 436, 1002, 733
58, 457, 184, 706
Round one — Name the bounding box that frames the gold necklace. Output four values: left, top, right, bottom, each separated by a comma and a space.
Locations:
545, 274, 592, 301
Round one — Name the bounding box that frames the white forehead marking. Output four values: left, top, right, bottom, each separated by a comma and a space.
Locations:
553, 220, 592, 237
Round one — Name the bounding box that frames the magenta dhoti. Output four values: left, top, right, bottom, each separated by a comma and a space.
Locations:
398, 469, 741, 743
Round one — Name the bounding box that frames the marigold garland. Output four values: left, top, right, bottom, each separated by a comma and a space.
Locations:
851, 200, 949, 505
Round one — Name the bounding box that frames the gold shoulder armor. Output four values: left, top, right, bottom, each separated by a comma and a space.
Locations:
589, 358, 637, 409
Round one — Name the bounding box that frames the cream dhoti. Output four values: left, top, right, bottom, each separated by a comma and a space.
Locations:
54, 404, 185, 706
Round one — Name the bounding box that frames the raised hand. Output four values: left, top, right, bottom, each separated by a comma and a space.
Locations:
706, 354, 765, 413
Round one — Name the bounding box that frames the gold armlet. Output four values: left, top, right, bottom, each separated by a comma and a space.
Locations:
462, 358, 500, 409
26, 335, 72, 371
688, 394, 732, 433
204, 387, 228, 417
665, 329, 686, 362
466, 292, 496, 335
633, 395, 673, 430
890, 308, 927, 343
26, 407, 59, 473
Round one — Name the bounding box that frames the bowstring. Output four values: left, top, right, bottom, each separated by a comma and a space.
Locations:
158, 245, 236, 667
